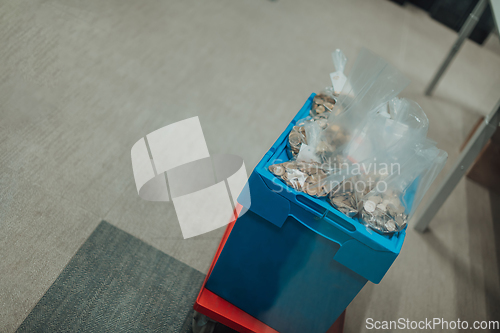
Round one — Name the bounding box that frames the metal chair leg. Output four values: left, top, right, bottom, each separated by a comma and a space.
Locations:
424, 0, 488, 96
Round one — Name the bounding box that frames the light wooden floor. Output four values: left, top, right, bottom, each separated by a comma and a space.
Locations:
1, 0, 499, 332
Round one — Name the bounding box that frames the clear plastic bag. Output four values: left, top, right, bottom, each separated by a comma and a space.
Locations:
312, 49, 348, 117
279, 119, 334, 195
358, 141, 447, 234
330, 49, 348, 95
286, 114, 327, 159
345, 97, 429, 164
322, 100, 429, 220
329, 48, 410, 120
406, 146, 448, 218
288, 86, 345, 160
279, 110, 332, 193
309, 49, 411, 173
388, 98, 429, 139
319, 97, 429, 192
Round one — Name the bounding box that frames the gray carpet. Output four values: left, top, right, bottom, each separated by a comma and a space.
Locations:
16, 221, 205, 333
2, 1, 500, 332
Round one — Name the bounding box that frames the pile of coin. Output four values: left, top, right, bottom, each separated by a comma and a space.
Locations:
359, 191, 408, 233
288, 92, 347, 159
268, 160, 330, 197
287, 93, 336, 158
316, 124, 350, 165
311, 93, 337, 120
329, 181, 357, 217
288, 123, 308, 157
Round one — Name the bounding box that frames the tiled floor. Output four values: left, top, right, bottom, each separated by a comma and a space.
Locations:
1, 0, 499, 332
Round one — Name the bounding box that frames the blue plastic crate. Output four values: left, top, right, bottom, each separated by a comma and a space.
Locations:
206, 93, 407, 333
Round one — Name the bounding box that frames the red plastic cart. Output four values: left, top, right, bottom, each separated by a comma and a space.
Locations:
192, 205, 346, 333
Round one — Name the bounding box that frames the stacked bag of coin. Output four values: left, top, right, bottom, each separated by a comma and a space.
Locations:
272, 48, 448, 235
